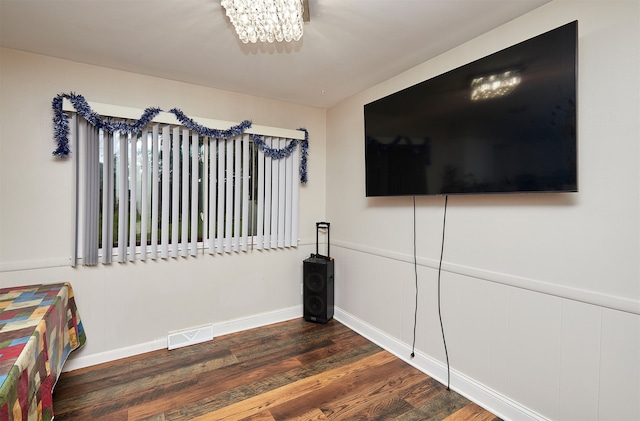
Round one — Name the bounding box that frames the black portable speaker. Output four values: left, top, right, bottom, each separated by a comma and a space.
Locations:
303, 257, 334, 323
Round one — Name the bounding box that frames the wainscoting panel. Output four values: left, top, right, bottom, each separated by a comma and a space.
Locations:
330, 243, 640, 421
334, 307, 546, 421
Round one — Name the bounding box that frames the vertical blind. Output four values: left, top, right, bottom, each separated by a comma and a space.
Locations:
70, 110, 301, 266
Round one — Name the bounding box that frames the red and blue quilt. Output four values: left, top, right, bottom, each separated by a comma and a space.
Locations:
0, 282, 86, 421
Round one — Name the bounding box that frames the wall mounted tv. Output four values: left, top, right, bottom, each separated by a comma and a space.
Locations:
364, 21, 577, 197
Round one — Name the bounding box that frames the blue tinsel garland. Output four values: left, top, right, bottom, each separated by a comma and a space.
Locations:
52, 92, 309, 183
251, 128, 309, 184
297, 127, 309, 184
170, 107, 252, 139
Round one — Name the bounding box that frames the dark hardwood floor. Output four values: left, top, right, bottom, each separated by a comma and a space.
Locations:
53, 318, 501, 420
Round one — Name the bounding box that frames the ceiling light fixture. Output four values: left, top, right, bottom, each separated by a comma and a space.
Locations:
221, 0, 307, 44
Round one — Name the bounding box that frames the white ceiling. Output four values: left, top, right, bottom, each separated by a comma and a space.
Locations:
0, 0, 550, 108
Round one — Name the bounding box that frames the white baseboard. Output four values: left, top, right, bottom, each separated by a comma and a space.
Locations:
62, 304, 542, 421
63, 337, 168, 372
333, 307, 547, 421
63, 305, 303, 372
210, 305, 302, 338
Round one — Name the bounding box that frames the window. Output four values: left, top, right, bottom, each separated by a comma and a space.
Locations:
61, 99, 306, 266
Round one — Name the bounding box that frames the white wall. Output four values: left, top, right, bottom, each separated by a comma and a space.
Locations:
0, 48, 327, 365
1, 1, 638, 420
326, 1, 639, 420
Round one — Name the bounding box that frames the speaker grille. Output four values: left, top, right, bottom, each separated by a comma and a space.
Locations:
305, 295, 326, 317
305, 272, 325, 293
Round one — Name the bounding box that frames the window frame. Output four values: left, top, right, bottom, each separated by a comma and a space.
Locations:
64, 99, 305, 265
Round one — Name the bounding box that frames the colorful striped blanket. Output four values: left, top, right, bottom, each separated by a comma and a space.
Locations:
0, 283, 86, 421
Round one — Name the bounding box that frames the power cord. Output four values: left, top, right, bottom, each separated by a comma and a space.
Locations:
410, 195, 451, 391
438, 195, 451, 390
410, 196, 418, 358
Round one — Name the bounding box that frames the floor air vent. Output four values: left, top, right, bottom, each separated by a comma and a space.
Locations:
167, 325, 214, 350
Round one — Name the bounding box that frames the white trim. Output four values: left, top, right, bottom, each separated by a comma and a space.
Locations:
62, 98, 306, 140
211, 305, 302, 338
63, 337, 168, 373
334, 307, 548, 421
62, 305, 302, 372
333, 240, 640, 316
0, 238, 317, 272
0, 258, 72, 273
61, 303, 542, 421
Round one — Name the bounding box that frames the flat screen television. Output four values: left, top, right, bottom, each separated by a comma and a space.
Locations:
364, 21, 578, 197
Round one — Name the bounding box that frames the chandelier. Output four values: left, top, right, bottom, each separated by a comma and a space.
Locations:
221, 0, 306, 43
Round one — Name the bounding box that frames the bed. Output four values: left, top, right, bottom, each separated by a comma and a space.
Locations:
0, 282, 86, 421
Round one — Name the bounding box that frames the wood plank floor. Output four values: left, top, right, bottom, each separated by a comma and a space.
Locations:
53, 318, 501, 420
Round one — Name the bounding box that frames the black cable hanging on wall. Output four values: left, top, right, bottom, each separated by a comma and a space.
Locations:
438, 195, 451, 390
411, 196, 419, 358
409, 195, 451, 391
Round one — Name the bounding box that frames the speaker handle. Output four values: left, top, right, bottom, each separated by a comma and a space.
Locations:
315, 221, 330, 259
